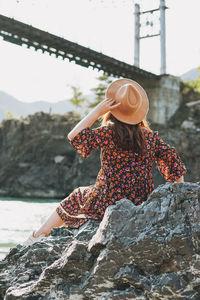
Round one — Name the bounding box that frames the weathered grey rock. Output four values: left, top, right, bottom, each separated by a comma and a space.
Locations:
0, 220, 99, 300
180, 120, 196, 130
1, 182, 200, 299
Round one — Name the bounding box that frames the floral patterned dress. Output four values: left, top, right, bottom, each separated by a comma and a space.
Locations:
56, 125, 187, 228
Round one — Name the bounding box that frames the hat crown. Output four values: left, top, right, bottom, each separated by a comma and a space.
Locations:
115, 84, 142, 114
105, 78, 149, 125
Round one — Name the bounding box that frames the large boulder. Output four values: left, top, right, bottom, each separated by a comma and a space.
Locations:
1, 182, 200, 299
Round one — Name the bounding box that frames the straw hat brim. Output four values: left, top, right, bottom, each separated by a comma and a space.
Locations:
105, 78, 149, 125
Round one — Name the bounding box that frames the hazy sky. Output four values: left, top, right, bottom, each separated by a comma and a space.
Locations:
0, 0, 199, 102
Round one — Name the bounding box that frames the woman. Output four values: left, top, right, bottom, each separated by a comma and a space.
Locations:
24, 78, 187, 246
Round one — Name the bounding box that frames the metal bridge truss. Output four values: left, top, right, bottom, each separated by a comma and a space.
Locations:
0, 14, 159, 80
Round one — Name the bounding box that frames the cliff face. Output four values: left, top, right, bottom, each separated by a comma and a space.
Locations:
0, 182, 200, 299
0, 110, 199, 199
151, 125, 200, 185
0, 112, 101, 199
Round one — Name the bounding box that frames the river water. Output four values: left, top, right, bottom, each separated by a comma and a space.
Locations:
0, 197, 60, 260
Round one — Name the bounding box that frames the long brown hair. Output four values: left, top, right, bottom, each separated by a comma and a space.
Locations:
100, 112, 152, 154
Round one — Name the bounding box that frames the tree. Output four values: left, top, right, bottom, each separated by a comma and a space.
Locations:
182, 66, 200, 95
88, 73, 112, 108
5, 111, 14, 120
68, 86, 87, 108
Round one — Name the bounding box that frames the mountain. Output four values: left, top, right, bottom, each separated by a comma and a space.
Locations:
181, 67, 200, 82
0, 91, 93, 122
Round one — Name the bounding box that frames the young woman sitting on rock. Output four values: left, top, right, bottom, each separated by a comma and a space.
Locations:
24, 78, 187, 246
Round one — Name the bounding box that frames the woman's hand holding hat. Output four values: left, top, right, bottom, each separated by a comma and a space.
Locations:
94, 98, 121, 118
68, 78, 147, 141
67, 98, 120, 141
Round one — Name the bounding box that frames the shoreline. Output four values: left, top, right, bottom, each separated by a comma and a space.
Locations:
0, 196, 60, 202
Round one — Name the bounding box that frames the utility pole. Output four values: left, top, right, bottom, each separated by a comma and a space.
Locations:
134, 3, 140, 68
134, 0, 168, 74
160, 0, 166, 74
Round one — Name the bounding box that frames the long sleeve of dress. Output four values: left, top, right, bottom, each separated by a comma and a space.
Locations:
154, 131, 187, 182
69, 126, 113, 159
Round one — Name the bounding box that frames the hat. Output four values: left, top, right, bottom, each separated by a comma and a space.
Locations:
105, 78, 149, 125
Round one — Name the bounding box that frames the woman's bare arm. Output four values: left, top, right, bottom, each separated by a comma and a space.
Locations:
67, 98, 121, 141
67, 108, 99, 141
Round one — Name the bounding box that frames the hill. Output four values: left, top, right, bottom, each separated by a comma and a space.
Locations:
181, 67, 200, 82
0, 91, 92, 122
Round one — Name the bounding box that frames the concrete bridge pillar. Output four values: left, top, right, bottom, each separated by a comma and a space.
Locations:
138, 75, 180, 125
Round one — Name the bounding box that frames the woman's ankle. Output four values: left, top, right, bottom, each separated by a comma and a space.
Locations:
33, 231, 39, 238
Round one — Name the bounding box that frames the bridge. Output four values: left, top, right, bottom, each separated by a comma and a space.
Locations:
0, 14, 159, 81
0, 13, 180, 125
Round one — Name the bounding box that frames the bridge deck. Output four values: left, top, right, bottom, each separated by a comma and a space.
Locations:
0, 14, 159, 80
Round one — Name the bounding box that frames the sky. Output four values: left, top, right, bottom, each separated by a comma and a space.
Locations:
0, 0, 199, 103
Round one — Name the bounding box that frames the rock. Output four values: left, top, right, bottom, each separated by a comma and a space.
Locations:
171, 81, 200, 129
1, 182, 200, 299
0, 189, 7, 196
185, 99, 200, 107
151, 125, 200, 184
181, 120, 196, 130
54, 155, 65, 164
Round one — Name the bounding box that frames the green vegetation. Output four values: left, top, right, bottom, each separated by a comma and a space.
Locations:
181, 66, 200, 96
69, 86, 87, 108
5, 111, 14, 120
88, 73, 112, 108
67, 73, 112, 117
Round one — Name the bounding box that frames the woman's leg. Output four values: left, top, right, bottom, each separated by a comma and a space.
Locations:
33, 186, 91, 238
34, 210, 65, 238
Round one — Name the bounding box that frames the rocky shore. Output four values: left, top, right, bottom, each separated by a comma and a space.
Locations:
0, 182, 200, 299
